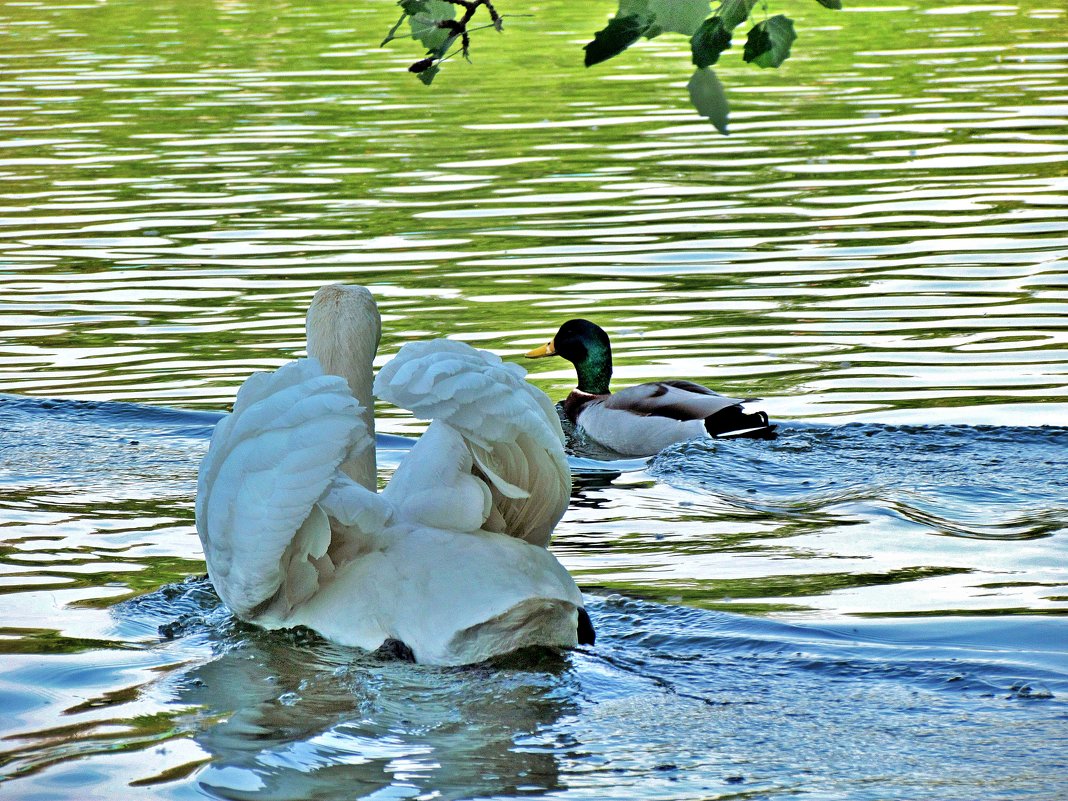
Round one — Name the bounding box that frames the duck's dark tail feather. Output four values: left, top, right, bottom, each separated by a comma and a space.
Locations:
704, 407, 777, 440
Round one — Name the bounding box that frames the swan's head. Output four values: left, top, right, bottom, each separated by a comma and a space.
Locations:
306, 284, 381, 397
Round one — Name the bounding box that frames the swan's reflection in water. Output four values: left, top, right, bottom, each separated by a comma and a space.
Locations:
173, 620, 576, 800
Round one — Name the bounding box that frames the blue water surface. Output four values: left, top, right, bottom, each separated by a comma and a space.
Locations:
0, 395, 1066, 799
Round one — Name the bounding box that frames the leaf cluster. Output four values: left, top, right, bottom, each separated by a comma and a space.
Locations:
585, 0, 838, 133
381, 1, 843, 131
382, 0, 504, 85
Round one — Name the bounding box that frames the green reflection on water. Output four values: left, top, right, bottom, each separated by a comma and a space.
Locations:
0, 0, 1062, 420
0, 627, 139, 655
0, 709, 202, 783
582, 565, 973, 610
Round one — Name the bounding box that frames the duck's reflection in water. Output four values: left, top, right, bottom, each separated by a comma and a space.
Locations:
174, 624, 577, 801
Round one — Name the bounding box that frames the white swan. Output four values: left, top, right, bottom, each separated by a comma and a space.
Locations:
195, 284, 592, 666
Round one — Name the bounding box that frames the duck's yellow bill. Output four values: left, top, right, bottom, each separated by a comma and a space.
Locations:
525, 339, 556, 358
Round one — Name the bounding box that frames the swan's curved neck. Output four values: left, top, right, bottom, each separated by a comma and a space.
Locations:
306, 285, 381, 491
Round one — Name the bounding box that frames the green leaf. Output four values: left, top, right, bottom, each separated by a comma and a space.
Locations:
690, 0, 757, 68
718, 0, 759, 30
691, 17, 732, 68
585, 14, 651, 67
399, 0, 430, 14
814, 0, 843, 8
616, 0, 662, 39
687, 67, 729, 134
381, 12, 410, 46
648, 0, 711, 36
618, 0, 651, 14
409, 0, 455, 55
417, 64, 441, 85
743, 15, 797, 69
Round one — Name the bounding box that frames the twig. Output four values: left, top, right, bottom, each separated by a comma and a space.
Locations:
408, 0, 504, 75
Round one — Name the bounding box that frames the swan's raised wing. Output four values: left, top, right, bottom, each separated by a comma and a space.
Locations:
374, 340, 570, 548
195, 357, 386, 622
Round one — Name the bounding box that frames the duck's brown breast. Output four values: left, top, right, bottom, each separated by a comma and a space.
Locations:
563, 390, 607, 424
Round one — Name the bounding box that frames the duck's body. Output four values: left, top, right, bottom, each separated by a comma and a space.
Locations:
196, 285, 590, 666
528, 319, 775, 457
562, 380, 773, 457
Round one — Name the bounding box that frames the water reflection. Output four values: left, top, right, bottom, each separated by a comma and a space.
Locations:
0, 0, 1064, 421
186, 640, 574, 800
107, 578, 578, 801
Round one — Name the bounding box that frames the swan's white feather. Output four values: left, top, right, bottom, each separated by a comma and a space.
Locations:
195, 358, 363, 619
291, 525, 582, 665
381, 423, 494, 534
375, 341, 561, 452
375, 340, 570, 547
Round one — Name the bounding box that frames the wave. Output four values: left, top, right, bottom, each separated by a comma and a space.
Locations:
649, 422, 1068, 541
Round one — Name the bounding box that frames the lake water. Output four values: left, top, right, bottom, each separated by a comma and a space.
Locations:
1, 0, 1067, 798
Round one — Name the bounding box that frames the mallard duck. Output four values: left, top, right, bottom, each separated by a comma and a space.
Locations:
196, 285, 593, 666
526, 318, 776, 457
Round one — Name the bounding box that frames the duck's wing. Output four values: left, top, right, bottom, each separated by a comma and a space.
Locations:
604, 380, 743, 420
374, 339, 570, 548
196, 358, 389, 624
603, 380, 776, 441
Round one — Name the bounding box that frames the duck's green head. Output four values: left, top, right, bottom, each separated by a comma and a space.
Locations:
525, 318, 613, 395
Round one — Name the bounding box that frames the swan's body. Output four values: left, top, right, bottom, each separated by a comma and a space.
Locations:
527, 319, 776, 457
196, 285, 590, 666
